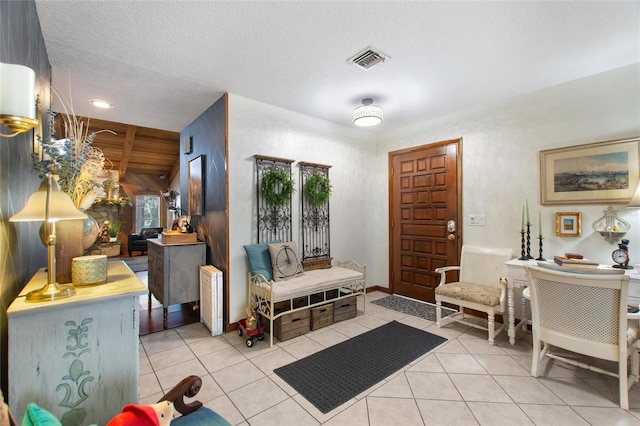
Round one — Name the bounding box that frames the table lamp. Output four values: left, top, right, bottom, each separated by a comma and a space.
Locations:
628, 183, 640, 208
10, 172, 87, 301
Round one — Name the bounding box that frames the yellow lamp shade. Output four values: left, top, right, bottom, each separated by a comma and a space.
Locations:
10, 177, 87, 222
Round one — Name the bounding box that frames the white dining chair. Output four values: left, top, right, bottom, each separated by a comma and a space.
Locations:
526, 264, 640, 410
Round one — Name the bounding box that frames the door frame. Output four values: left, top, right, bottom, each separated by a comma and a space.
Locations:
388, 138, 463, 294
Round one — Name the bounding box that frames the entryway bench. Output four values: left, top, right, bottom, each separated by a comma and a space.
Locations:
248, 260, 366, 346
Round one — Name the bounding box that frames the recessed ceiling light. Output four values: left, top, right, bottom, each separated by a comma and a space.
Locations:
89, 99, 113, 109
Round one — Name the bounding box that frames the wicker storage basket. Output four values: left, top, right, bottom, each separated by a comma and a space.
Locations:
72, 255, 108, 286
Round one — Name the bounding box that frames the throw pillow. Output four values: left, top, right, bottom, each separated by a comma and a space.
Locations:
244, 241, 281, 281
268, 241, 304, 281
22, 403, 61, 426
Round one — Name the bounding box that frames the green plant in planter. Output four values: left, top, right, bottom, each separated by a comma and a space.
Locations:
102, 178, 115, 193
304, 173, 332, 207
107, 222, 121, 238
261, 169, 295, 208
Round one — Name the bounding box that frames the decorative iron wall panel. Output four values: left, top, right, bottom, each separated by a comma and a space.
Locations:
255, 155, 294, 243
299, 162, 331, 261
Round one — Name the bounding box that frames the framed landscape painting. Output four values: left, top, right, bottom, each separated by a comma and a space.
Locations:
540, 137, 640, 205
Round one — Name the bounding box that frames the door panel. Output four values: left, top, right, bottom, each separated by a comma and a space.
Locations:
389, 139, 462, 303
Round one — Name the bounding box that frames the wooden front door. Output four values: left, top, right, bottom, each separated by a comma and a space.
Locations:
389, 139, 462, 303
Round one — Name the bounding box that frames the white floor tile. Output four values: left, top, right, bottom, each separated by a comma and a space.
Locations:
367, 397, 423, 426
138, 290, 640, 425
415, 400, 479, 426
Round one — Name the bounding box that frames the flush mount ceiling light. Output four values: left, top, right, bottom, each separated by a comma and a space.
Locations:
353, 98, 383, 127
89, 99, 113, 109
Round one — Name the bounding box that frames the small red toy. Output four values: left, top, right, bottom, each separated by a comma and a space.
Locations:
106, 401, 173, 426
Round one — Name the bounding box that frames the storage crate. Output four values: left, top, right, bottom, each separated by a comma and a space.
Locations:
273, 309, 310, 341
333, 296, 357, 322
311, 303, 333, 330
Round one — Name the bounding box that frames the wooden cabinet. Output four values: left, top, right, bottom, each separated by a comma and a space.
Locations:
8, 261, 147, 426
147, 238, 206, 328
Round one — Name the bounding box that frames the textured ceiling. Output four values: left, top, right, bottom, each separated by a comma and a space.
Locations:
34, 1, 640, 134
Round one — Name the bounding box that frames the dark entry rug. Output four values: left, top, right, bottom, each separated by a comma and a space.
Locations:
273, 320, 447, 413
371, 294, 456, 322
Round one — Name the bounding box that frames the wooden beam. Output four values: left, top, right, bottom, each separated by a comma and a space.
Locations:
119, 125, 137, 179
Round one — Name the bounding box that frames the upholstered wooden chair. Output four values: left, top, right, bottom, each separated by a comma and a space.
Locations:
434, 245, 513, 345
526, 264, 640, 410
160, 375, 230, 425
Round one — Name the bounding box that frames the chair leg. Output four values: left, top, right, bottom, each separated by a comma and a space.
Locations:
632, 347, 640, 383
620, 356, 629, 410
531, 329, 541, 377
487, 310, 495, 345
436, 300, 442, 327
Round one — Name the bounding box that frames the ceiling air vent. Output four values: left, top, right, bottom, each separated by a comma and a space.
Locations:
348, 47, 389, 70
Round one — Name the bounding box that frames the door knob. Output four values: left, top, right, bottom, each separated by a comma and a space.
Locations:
448, 234, 455, 240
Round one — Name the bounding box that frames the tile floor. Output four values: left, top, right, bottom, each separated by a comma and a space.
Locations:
138, 290, 640, 425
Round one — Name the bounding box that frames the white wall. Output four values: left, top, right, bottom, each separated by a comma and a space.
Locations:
226, 64, 639, 324
227, 94, 377, 322
374, 64, 640, 283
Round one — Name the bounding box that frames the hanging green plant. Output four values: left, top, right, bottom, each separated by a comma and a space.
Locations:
261, 169, 294, 207
304, 173, 332, 207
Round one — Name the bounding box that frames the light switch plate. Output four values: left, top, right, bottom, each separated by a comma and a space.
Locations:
469, 214, 486, 226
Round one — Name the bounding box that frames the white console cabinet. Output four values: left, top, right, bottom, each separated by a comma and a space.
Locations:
8, 261, 146, 426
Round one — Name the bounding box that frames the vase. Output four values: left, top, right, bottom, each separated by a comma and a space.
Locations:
82, 217, 100, 250
55, 219, 84, 284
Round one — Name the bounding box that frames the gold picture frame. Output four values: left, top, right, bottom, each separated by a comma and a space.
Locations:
188, 155, 204, 216
540, 137, 640, 205
556, 212, 582, 237
32, 94, 43, 161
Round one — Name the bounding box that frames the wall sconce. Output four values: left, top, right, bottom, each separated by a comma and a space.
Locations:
592, 205, 630, 243
0, 62, 39, 137
10, 171, 88, 301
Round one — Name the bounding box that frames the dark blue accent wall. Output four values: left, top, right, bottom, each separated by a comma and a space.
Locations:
181, 94, 228, 326
0, 0, 51, 396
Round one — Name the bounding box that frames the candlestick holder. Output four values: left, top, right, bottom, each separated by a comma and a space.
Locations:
536, 235, 546, 261
518, 229, 527, 260
526, 222, 534, 259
